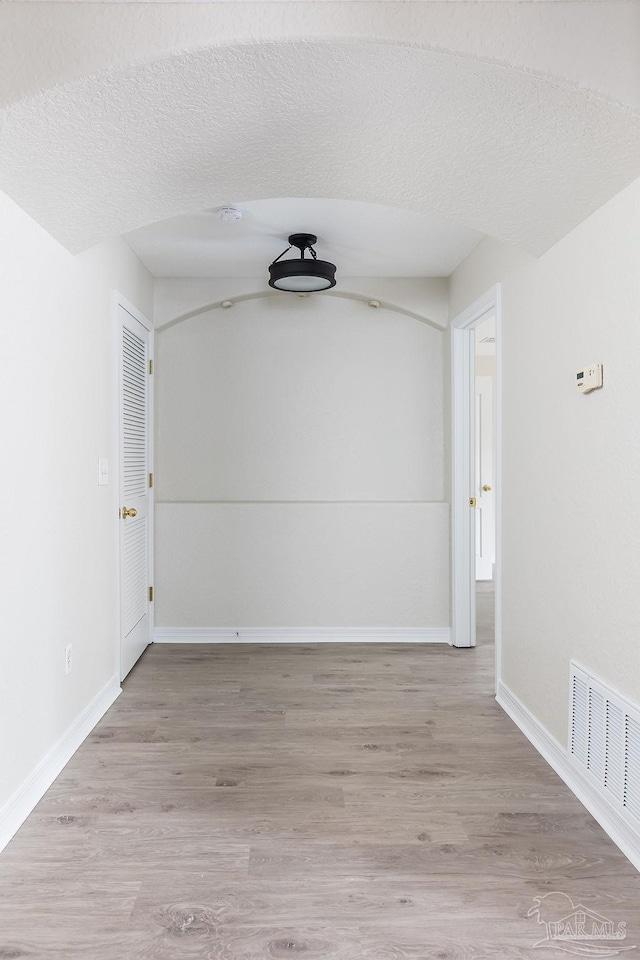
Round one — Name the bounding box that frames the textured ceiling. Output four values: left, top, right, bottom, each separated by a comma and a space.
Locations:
1, 40, 639, 255
124, 198, 483, 278
2, 3, 639, 112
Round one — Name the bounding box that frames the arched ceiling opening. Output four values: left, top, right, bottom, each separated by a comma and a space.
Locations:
156, 288, 447, 335
1, 35, 639, 256
124, 198, 484, 278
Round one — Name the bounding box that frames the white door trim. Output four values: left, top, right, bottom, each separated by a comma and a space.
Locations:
450, 285, 502, 686
113, 292, 154, 681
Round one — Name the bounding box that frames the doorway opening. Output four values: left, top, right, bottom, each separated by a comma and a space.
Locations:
474, 313, 496, 646
451, 285, 501, 688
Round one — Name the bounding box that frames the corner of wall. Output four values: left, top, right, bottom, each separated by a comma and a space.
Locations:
76, 236, 155, 322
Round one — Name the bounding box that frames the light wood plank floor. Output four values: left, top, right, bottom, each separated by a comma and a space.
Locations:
1, 595, 639, 958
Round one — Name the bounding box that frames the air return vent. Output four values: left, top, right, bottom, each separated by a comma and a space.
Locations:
570, 662, 640, 827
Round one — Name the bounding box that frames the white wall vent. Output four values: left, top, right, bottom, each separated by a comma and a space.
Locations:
570, 662, 640, 828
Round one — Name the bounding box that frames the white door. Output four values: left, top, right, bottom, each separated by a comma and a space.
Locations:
118, 303, 152, 679
475, 375, 494, 580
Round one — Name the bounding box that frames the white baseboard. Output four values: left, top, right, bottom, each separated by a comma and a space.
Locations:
496, 679, 640, 873
0, 674, 121, 854
153, 626, 451, 644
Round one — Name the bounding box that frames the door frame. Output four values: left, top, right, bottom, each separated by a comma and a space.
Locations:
450, 284, 502, 686
113, 291, 154, 680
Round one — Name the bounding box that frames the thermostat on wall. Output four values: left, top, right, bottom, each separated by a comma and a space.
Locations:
576, 364, 603, 394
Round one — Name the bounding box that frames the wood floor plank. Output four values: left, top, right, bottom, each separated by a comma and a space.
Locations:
1, 585, 639, 958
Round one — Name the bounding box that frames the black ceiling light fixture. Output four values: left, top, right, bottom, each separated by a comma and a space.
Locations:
268, 233, 337, 292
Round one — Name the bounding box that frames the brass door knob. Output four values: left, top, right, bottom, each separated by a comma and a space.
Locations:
122, 506, 138, 518
482, 485, 492, 492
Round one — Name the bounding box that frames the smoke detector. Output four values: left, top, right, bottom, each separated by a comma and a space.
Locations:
215, 207, 243, 223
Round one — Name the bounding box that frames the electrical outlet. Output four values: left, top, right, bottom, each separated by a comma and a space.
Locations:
65, 644, 72, 675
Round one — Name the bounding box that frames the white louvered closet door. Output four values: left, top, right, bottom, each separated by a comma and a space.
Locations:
119, 305, 152, 679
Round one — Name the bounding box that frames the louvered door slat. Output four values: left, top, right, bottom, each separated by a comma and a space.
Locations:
122, 326, 147, 500
122, 518, 148, 634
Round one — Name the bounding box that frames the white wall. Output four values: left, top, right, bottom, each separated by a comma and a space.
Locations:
475, 356, 495, 379
450, 176, 640, 745
155, 291, 449, 628
158, 504, 449, 629
0, 191, 152, 828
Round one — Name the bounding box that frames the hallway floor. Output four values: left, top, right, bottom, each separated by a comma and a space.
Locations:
1, 612, 638, 957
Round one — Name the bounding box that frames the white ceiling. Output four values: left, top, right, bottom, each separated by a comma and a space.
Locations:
3, 2, 638, 114
124, 198, 483, 278
2, 40, 640, 255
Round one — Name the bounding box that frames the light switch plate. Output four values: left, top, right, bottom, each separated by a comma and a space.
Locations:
98, 458, 109, 485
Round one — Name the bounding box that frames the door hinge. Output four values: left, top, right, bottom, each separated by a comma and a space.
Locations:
469, 497, 477, 507
148, 359, 153, 374
149, 472, 153, 488
149, 586, 154, 602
